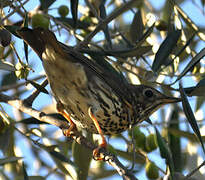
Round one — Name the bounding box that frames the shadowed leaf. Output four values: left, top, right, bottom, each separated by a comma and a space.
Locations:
179, 83, 205, 154
71, 0, 78, 27
152, 30, 181, 72
4, 25, 21, 38
28, 80, 49, 94
22, 162, 28, 180
99, 1, 112, 48
129, 10, 144, 43
39, 0, 55, 10
23, 13, 29, 63
175, 48, 205, 83
54, 17, 90, 29
0, 157, 23, 165
72, 140, 92, 180
0, 61, 15, 71
155, 127, 174, 178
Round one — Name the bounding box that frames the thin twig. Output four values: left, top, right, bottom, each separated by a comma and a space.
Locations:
185, 160, 205, 179
0, 75, 46, 92
24, 79, 48, 106
77, 0, 139, 48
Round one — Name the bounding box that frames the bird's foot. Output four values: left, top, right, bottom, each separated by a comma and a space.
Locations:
57, 102, 77, 137
93, 141, 107, 160
62, 123, 77, 137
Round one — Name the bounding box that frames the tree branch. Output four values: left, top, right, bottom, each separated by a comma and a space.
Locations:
0, 92, 138, 180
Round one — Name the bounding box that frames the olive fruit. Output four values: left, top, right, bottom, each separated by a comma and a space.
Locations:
31, 13, 49, 29
58, 5, 69, 17
145, 161, 159, 179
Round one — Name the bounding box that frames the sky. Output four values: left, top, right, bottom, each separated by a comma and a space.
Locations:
1, 0, 205, 180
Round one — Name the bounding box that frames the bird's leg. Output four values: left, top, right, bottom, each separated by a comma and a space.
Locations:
57, 102, 77, 136
88, 107, 107, 160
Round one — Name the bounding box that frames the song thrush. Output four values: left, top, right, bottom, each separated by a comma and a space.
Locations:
17, 27, 180, 158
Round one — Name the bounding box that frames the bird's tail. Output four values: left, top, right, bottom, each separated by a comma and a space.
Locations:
17, 27, 61, 59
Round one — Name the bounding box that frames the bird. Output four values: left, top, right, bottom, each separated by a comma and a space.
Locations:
17, 27, 180, 159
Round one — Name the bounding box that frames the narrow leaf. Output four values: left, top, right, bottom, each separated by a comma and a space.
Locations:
152, 30, 181, 72
71, 0, 78, 27
54, 17, 90, 29
39, 0, 55, 10
23, 13, 28, 63
129, 10, 144, 43
155, 127, 174, 178
0, 60, 15, 71
0, 157, 23, 165
175, 47, 205, 83
179, 83, 205, 154
4, 25, 21, 38
183, 78, 205, 96
22, 162, 29, 180
49, 150, 75, 166
99, 1, 112, 48
28, 80, 49, 94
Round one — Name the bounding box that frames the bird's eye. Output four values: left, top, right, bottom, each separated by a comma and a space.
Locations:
144, 89, 154, 98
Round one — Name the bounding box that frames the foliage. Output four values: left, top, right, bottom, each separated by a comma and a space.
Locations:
0, 0, 205, 179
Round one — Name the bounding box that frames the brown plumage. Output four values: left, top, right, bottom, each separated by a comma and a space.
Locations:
17, 28, 180, 157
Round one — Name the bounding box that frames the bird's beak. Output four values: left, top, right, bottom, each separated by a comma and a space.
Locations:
162, 96, 181, 104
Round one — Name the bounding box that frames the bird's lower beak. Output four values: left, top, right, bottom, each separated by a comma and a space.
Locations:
163, 96, 181, 104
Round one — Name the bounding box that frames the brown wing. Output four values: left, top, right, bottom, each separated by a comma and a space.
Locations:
17, 27, 132, 105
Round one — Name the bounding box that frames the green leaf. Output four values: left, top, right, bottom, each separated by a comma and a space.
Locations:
71, 0, 78, 27
168, 108, 182, 171
82, 46, 152, 58
0, 61, 15, 71
183, 78, 205, 96
54, 17, 89, 29
175, 48, 205, 83
72, 138, 92, 180
23, 13, 29, 63
99, 1, 112, 48
155, 127, 174, 179
4, 25, 21, 38
129, 10, 144, 43
0, 157, 23, 165
179, 83, 205, 154
39, 0, 55, 10
1, 72, 17, 87
27, 80, 49, 94
152, 30, 181, 72
49, 150, 75, 166
196, 96, 205, 111
22, 162, 29, 180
